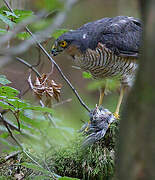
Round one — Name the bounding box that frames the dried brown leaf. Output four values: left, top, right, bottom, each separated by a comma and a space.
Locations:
28, 73, 62, 104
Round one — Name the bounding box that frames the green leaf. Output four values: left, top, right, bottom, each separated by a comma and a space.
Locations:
19, 113, 42, 128
23, 106, 53, 114
13, 9, 34, 23
3, 10, 18, 18
21, 162, 50, 175
52, 29, 69, 39
16, 31, 30, 40
58, 177, 80, 180
4, 98, 29, 109
0, 86, 19, 97
82, 71, 92, 79
0, 7, 33, 24
0, 100, 12, 110
0, 14, 14, 28
0, 75, 11, 85
0, 6, 8, 14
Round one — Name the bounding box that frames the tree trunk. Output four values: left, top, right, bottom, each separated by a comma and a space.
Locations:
117, 0, 155, 180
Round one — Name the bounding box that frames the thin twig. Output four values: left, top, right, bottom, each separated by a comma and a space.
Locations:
16, 57, 41, 77
10, 110, 20, 131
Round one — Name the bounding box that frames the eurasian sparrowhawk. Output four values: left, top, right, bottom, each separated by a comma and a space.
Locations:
51, 16, 142, 119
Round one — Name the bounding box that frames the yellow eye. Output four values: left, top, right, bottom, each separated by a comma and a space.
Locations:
60, 41, 67, 48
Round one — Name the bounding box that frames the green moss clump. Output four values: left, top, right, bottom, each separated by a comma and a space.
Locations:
49, 121, 119, 179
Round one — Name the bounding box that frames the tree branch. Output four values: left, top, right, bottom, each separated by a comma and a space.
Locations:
16, 57, 41, 77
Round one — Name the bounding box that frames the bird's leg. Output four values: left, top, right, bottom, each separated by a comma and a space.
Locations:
113, 86, 125, 119
98, 86, 106, 106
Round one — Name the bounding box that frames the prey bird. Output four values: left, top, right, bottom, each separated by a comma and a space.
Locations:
51, 16, 142, 119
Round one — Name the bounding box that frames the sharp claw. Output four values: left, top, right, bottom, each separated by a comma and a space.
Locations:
113, 112, 120, 119
84, 121, 90, 132
84, 126, 89, 132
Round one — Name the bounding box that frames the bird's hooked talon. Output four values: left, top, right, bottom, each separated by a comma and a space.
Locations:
113, 112, 120, 119
84, 121, 90, 132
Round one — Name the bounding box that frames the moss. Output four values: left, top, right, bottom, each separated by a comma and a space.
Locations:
49, 121, 119, 179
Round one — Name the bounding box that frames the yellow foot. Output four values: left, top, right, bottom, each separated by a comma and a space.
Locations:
113, 112, 120, 119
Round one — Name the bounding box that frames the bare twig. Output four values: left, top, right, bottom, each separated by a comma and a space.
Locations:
16, 57, 41, 77
10, 110, 20, 131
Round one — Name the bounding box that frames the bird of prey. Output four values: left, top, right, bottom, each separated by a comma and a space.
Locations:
51, 16, 142, 119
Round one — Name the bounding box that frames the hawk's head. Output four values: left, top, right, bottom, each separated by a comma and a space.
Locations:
51, 30, 92, 57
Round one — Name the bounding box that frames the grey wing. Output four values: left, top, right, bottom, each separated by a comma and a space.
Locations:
98, 16, 142, 58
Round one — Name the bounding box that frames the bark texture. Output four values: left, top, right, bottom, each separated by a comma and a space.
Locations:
117, 0, 155, 180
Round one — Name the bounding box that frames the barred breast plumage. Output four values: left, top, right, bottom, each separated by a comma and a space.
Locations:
74, 43, 138, 87
51, 16, 142, 118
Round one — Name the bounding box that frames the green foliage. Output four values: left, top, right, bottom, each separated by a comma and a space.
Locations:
0, 13, 15, 28
0, 6, 33, 40
13, 9, 33, 23
0, 6, 33, 24
82, 71, 92, 79
0, 76, 60, 151
16, 31, 31, 40
52, 29, 70, 39
3, 10, 18, 18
